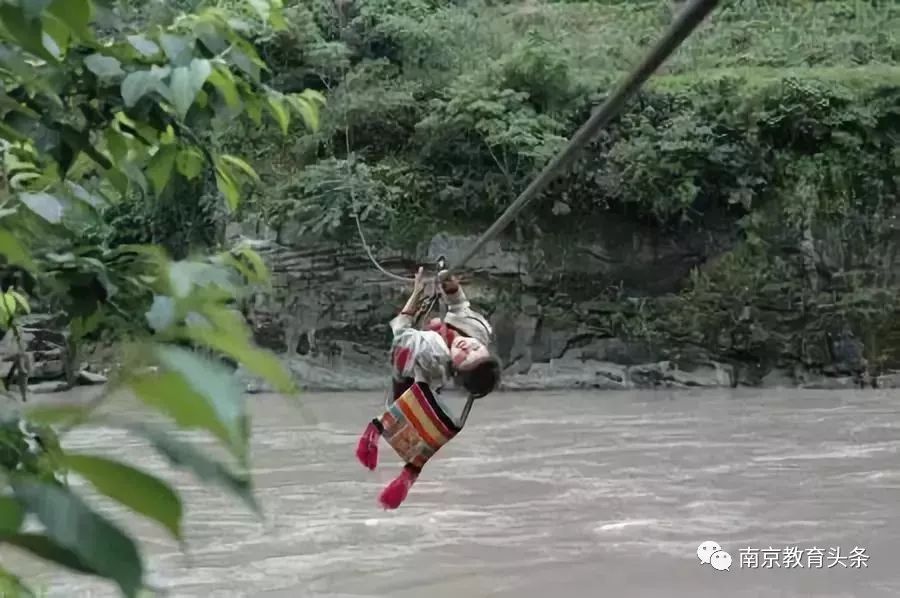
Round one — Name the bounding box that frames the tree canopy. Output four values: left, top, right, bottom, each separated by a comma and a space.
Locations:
0, 0, 324, 595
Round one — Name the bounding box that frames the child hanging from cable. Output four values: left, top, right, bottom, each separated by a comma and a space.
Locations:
355, 266, 501, 509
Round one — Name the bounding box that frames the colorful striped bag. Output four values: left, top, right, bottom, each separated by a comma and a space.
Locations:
373, 382, 460, 470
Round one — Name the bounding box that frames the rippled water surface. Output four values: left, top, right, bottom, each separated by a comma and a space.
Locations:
6, 388, 900, 597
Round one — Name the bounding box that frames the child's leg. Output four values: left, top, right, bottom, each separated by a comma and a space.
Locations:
379, 463, 420, 510
355, 419, 382, 470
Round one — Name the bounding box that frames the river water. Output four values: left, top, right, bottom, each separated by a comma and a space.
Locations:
5, 388, 900, 597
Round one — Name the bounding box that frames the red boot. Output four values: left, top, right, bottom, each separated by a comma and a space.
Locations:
355, 421, 380, 470
379, 466, 418, 510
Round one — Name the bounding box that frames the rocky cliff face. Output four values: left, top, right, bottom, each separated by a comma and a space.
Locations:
0, 314, 107, 397
226, 215, 874, 393
1, 217, 880, 397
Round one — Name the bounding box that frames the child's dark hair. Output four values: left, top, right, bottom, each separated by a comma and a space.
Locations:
460, 356, 501, 398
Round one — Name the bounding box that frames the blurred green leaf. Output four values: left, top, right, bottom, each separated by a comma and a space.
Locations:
0, 5, 56, 62
219, 155, 260, 183
159, 33, 190, 64
146, 145, 177, 196
185, 327, 295, 394
208, 65, 241, 110
65, 454, 183, 541
21, 0, 53, 19
127, 423, 260, 513
288, 92, 324, 132
215, 163, 240, 211
41, 12, 71, 57
175, 147, 205, 180
145, 295, 177, 332
11, 478, 144, 597
18, 192, 63, 224
0, 496, 25, 533
154, 345, 248, 455
1, 533, 96, 576
0, 231, 35, 270
170, 59, 212, 120
0, 564, 35, 598
47, 0, 93, 41
126, 34, 159, 57
266, 93, 290, 135
129, 367, 237, 458
121, 69, 170, 108
84, 53, 124, 81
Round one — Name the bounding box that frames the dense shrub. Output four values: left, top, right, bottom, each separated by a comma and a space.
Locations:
151, 0, 900, 370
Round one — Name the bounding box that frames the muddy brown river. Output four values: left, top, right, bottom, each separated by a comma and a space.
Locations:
4, 388, 900, 597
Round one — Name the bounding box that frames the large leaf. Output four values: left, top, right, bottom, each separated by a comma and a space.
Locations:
153, 345, 248, 456
47, 0, 93, 41
219, 155, 260, 183
226, 48, 261, 82
1, 533, 96, 576
129, 368, 236, 457
5, 290, 30, 314
145, 294, 177, 332
215, 163, 240, 211
126, 423, 259, 513
103, 127, 129, 163
170, 59, 212, 120
0, 5, 56, 62
0, 496, 24, 533
84, 53, 124, 81
40, 12, 70, 56
208, 65, 241, 110
10, 478, 144, 597
126, 34, 160, 57
266, 93, 290, 134
121, 69, 170, 108
219, 245, 270, 284
146, 145, 177, 196
175, 147, 204, 180
288, 91, 325, 133
19, 192, 63, 223
185, 326, 296, 394
21, 0, 54, 19
0, 563, 35, 598
159, 33, 190, 64
65, 454, 183, 541
0, 231, 35, 269
248, 0, 286, 29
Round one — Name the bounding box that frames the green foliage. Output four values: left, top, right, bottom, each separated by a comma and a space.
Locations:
238, 0, 900, 373
0, 418, 64, 485
250, 0, 896, 234
0, 0, 323, 595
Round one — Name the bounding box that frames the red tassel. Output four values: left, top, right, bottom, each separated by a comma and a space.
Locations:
355, 422, 380, 470
379, 467, 417, 510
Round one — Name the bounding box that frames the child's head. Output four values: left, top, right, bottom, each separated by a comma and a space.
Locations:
455, 351, 501, 398
425, 316, 501, 398
447, 325, 500, 398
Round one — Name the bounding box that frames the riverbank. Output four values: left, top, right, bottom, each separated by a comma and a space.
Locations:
5, 314, 899, 398
234, 352, 900, 394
